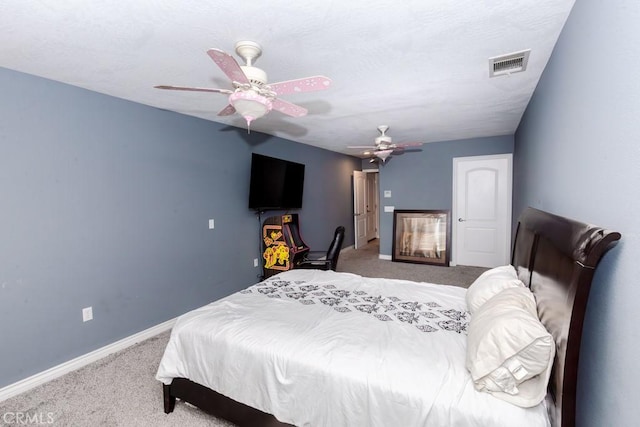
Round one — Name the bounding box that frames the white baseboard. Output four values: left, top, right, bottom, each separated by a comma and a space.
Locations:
0, 317, 176, 402
379, 254, 392, 260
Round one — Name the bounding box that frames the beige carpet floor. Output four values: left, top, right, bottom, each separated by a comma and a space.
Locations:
0, 240, 485, 426
336, 239, 487, 286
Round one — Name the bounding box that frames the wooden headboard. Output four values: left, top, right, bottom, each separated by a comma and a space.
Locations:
511, 207, 621, 427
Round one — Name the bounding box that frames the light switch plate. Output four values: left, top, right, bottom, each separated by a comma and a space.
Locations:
208, 219, 215, 229
384, 190, 392, 198
384, 205, 395, 212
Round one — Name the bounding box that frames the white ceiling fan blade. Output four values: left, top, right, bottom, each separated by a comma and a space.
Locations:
269, 76, 331, 96
154, 85, 232, 94
217, 104, 236, 116
206, 48, 250, 84
272, 98, 308, 117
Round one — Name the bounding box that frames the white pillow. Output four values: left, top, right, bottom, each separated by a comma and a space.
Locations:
466, 265, 524, 314
466, 286, 555, 408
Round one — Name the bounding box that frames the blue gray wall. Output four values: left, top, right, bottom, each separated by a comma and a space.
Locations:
513, 1, 639, 425
375, 135, 514, 256
0, 67, 360, 388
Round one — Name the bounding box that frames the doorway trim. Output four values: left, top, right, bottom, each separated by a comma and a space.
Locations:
353, 169, 379, 250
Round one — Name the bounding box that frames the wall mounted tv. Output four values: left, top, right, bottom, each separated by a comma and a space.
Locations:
248, 153, 305, 211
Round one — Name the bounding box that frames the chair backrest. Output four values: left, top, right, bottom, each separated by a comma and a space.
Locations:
326, 226, 346, 271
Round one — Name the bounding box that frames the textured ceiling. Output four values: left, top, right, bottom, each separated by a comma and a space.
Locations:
1, 1, 575, 156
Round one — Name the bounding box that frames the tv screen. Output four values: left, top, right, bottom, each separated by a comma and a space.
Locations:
248, 153, 305, 211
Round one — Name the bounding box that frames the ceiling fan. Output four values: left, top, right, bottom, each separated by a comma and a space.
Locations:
155, 41, 331, 128
348, 126, 423, 162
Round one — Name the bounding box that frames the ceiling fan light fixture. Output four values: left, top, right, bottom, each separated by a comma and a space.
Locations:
229, 90, 273, 127
375, 149, 393, 162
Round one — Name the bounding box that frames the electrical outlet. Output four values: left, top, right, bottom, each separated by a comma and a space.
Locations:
82, 306, 93, 322
253, 258, 259, 267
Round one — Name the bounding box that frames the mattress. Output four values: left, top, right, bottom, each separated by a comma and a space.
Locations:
156, 269, 550, 427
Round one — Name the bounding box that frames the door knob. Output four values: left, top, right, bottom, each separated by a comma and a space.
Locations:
458, 218, 465, 222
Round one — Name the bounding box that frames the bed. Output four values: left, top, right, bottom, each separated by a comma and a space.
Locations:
156, 207, 620, 427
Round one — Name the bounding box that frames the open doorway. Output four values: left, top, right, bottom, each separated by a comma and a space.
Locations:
365, 170, 379, 242
353, 170, 379, 249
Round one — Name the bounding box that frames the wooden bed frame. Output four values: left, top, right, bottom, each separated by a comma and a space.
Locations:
162, 207, 620, 427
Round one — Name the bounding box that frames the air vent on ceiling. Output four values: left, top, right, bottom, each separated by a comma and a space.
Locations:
489, 49, 531, 77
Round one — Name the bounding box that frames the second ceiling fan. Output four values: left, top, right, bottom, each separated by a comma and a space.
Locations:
348, 126, 423, 162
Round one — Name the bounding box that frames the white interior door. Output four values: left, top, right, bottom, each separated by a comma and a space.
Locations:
353, 171, 367, 249
452, 154, 512, 267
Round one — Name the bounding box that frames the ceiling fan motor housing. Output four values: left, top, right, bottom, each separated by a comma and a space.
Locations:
240, 66, 268, 86
375, 135, 392, 146
235, 41, 268, 86
375, 125, 392, 146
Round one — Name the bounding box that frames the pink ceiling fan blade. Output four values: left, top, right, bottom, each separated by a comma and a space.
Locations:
396, 142, 424, 148
206, 48, 249, 84
217, 104, 236, 116
154, 85, 233, 94
272, 98, 308, 117
269, 76, 331, 96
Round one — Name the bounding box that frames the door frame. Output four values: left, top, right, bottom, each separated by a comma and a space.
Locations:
365, 169, 379, 241
353, 169, 379, 249
353, 170, 367, 249
451, 153, 512, 266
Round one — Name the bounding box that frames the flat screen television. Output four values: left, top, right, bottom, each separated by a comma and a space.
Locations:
248, 153, 305, 211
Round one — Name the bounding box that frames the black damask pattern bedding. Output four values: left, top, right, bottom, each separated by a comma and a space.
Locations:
243, 277, 469, 333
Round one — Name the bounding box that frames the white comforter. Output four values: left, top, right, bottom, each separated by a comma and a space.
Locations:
156, 269, 550, 427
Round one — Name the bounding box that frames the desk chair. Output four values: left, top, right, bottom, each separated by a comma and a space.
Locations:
296, 226, 345, 271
